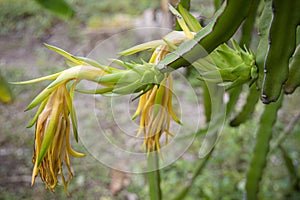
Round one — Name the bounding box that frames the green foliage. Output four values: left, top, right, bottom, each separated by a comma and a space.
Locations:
239, 0, 259, 47
246, 94, 283, 199
284, 45, 300, 94
34, 0, 74, 18
256, 0, 272, 90
262, 0, 300, 103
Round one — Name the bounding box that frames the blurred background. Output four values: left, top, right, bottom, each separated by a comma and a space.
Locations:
1, 0, 300, 199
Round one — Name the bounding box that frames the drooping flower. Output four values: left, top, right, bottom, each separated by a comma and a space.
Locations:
132, 75, 181, 154
11, 45, 111, 194
123, 31, 188, 154
31, 84, 84, 195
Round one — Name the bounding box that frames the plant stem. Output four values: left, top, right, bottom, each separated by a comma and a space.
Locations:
147, 151, 162, 200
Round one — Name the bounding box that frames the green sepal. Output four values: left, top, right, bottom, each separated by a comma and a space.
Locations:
162, 38, 178, 51
25, 86, 57, 111
168, 3, 194, 39
113, 79, 142, 94
44, 43, 85, 65
10, 72, 61, 85
75, 56, 113, 73
27, 97, 49, 128
63, 86, 78, 142
119, 40, 164, 56
178, 4, 202, 32
47, 65, 105, 89
76, 87, 114, 94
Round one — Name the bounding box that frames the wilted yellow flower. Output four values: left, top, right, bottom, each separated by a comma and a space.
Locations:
128, 32, 186, 154
133, 75, 181, 154
31, 84, 84, 195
